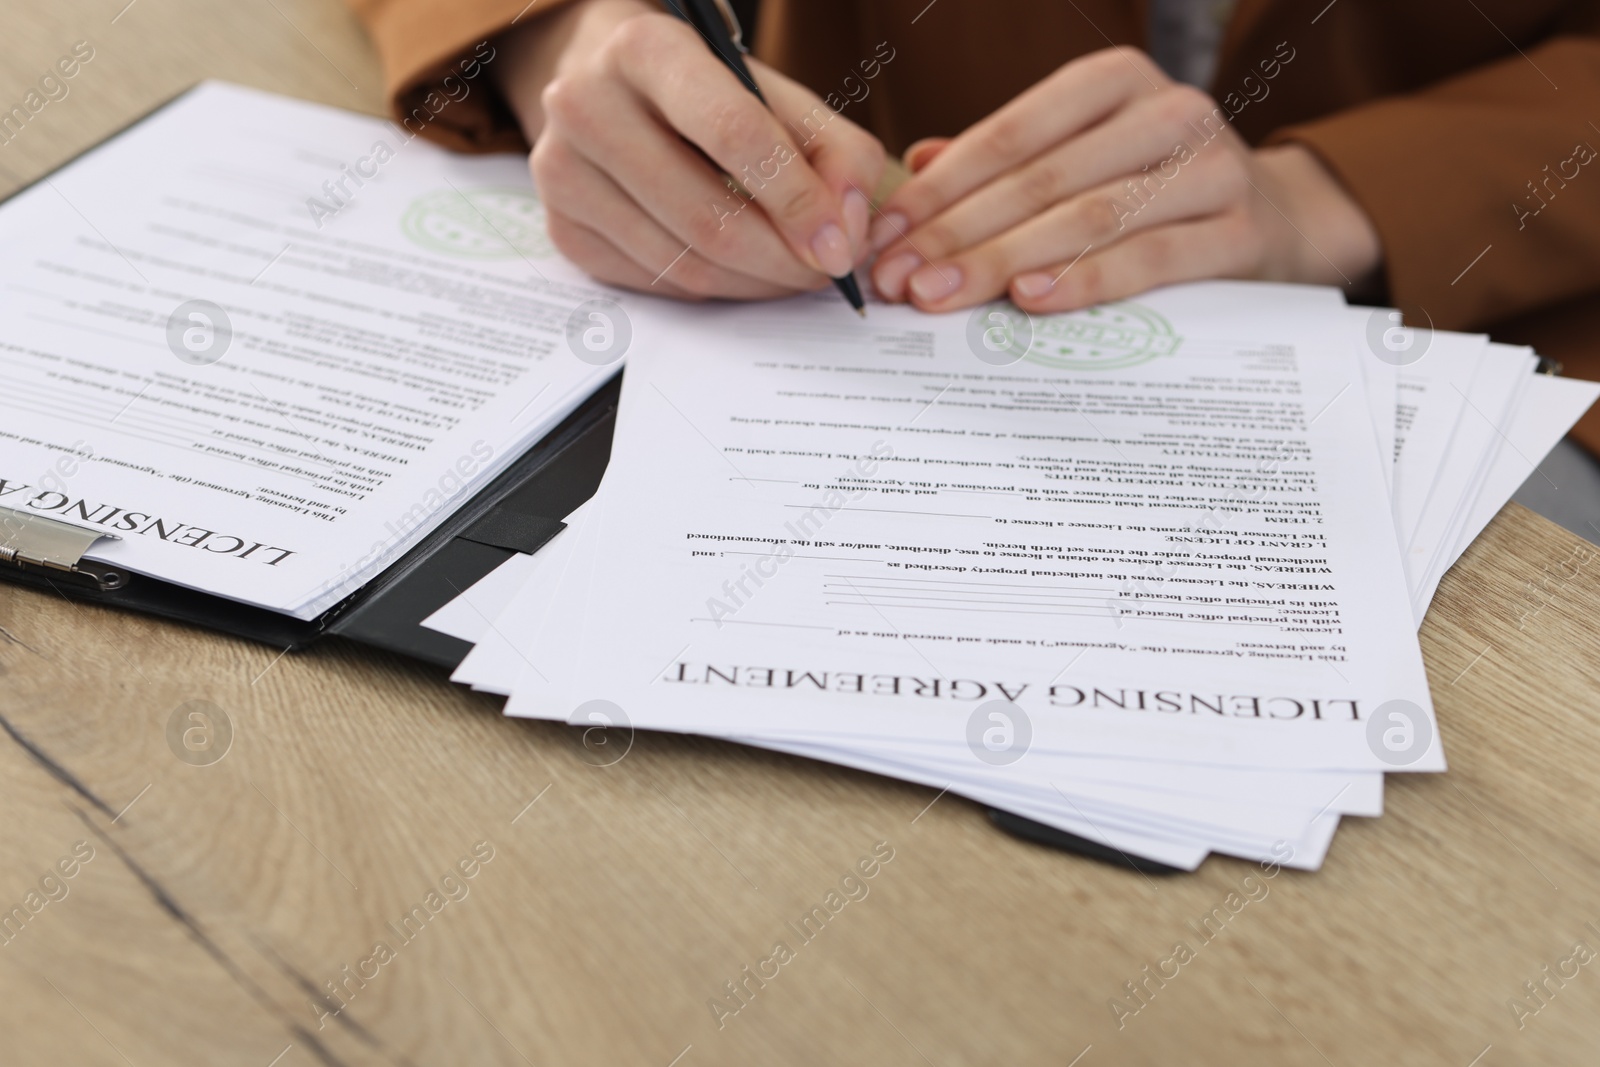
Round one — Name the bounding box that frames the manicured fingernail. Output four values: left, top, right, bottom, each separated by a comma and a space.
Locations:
843, 190, 870, 255
909, 263, 962, 303
811, 222, 853, 277
1013, 272, 1055, 299
869, 211, 908, 252
872, 251, 920, 300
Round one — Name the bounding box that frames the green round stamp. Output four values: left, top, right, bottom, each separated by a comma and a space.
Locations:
1022, 301, 1182, 371
400, 187, 554, 259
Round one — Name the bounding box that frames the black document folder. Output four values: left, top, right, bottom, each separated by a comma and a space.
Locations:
0, 85, 621, 667
1, 372, 619, 667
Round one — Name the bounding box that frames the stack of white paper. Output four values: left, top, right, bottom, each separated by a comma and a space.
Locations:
7, 81, 1589, 870
432, 284, 1597, 871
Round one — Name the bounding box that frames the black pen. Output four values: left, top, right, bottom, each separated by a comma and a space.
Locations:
661, 0, 867, 317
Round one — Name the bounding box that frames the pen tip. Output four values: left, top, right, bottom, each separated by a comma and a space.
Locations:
855, 306, 867, 319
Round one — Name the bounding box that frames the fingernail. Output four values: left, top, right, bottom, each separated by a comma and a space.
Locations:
810, 222, 853, 277
843, 191, 870, 256
909, 263, 962, 303
1013, 272, 1055, 299
872, 251, 921, 301
869, 211, 908, 252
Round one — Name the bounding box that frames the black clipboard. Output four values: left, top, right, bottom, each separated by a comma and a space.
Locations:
0, 84, 622, 667
1, 371, 620, 666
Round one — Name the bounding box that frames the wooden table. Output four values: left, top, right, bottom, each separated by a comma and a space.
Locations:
5, 4, 1600, 1063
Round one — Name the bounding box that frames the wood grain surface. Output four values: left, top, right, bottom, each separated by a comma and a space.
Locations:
3, 4, 1600, 1064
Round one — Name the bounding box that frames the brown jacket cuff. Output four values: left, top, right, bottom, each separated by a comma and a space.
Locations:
346, 0, 571, 153
1267, 36, 1600, 334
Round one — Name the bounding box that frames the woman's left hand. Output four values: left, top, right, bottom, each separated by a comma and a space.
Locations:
868, 47, 1383, 313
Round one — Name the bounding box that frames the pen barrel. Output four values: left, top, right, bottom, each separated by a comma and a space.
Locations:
659, 0, 765, 100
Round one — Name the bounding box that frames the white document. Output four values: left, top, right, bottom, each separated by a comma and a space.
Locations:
508, 282, 1442, 774
1446, 373, 1600, 569
0, 83, 631, 617
776, 738, 1383, 814
452, 498, 601, 694
763, 737, 1363, 860
1389, 332, 1490, 570
752, 735, 1342, 871
422, 501, 590, 644
1347, 308, 1399, 497
1401, 345, 1533, 619
1413, 347, 1537, 613
451, 484, 1381, 866
421, 552, 543, 644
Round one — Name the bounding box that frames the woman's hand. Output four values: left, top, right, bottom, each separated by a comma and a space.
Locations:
868, 47, 1382, 313
495, 0, 885, 300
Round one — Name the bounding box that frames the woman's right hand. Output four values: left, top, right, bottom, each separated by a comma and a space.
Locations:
495, 0, 885, 299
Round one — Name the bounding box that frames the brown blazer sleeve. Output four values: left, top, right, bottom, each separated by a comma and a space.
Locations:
1268, 35, 1600, 333
343, 0, 557, 153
